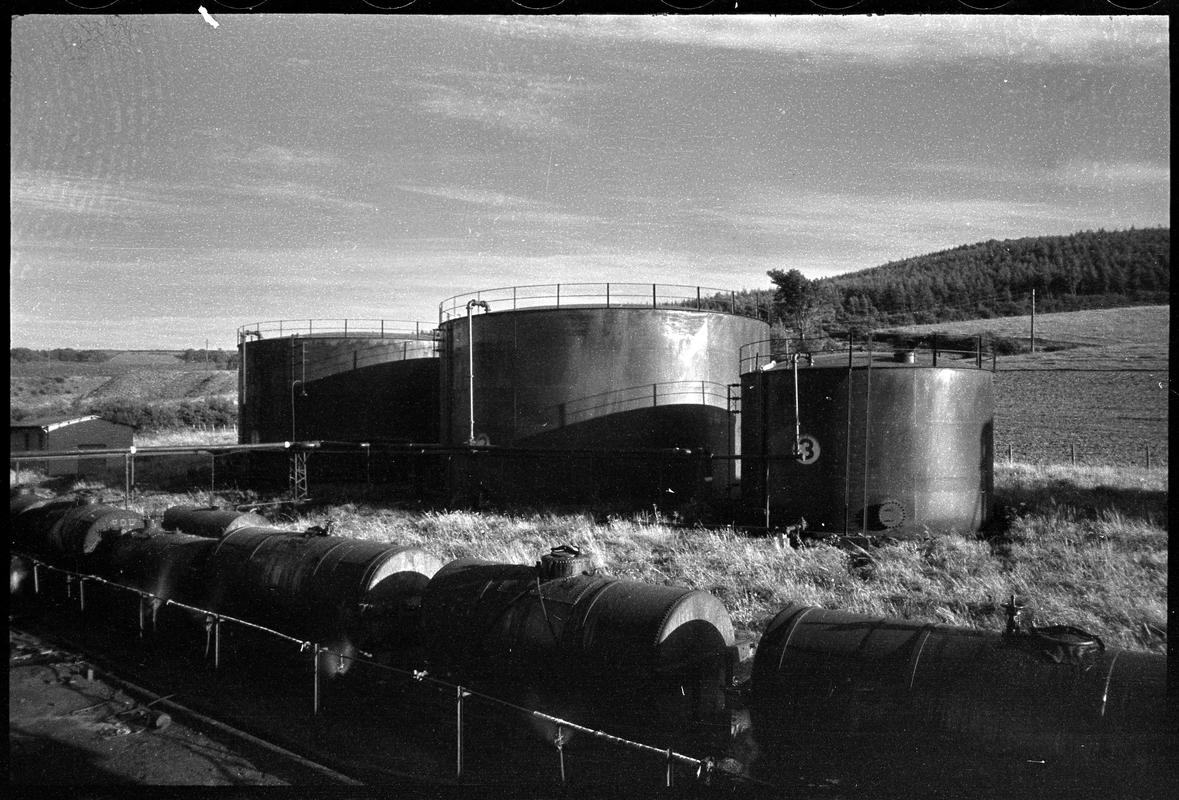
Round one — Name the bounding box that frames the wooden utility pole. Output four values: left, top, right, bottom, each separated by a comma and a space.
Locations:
1030, 289, 1036, 354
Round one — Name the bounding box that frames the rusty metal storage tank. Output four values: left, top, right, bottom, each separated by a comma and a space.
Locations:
748, 603, 1171, 797
420, 557, 736, 749
161, 505, 267, 539
236, 319, 440, 445
204, 528, 443, 676
740, 345, 994, 535
438, 284, 769, 502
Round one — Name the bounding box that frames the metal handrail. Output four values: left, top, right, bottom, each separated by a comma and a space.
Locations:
738, 338, 995, 374
237, 319, 438, 340
438, 283, 765, 323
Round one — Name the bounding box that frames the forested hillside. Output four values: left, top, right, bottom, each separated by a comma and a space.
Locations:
723, 227, 1169, 336
824, 227, 1169, 328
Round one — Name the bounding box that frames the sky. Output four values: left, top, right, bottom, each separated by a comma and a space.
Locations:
9, 14, 1171, 349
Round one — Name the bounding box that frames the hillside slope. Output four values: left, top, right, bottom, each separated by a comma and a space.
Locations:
81, 370, 236, 402
822, 227, 1169, 326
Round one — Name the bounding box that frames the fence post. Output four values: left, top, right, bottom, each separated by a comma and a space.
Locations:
1145, 445, 1151, 470
210, 453, 216, 496
79, 576, 85, 613
312, 644, 321, 715
456, 686, 466, 778
556, 726, 566, 784
124, 453, 131, 508
32, 562, 39, 594
1070, 443, 1076, 466
1007, 444, 1013, 464
666, 748, 673, 787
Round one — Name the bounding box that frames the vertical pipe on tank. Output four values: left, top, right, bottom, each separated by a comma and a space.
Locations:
465, 300, 490, 444
861, 335, 874, 531
844, 337, 854, 534
791, 354, 802, 457
762, 370, 771, 529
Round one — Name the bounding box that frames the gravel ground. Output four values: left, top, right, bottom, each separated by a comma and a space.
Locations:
9, 627, 289, 786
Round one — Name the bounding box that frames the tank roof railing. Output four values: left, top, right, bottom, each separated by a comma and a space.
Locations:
237, 319, 439, 341
439, 283, 769, 323
740, 336, 996, 374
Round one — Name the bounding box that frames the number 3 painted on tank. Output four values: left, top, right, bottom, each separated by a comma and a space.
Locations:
795, 434, 821, 464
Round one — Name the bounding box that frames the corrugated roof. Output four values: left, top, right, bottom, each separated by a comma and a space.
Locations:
9, 414, 119, 432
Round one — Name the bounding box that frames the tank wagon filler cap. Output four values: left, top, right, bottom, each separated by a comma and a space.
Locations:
536, 544, 595, 581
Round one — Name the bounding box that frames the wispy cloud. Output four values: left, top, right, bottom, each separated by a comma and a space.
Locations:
912, 159, 1171, 188
222, 144, 339, 169
400, 69, 589, 139
396, 185, 542, 209
10, 171, 180, 218
220, 180, 378, 213
484, 16, 1169, 66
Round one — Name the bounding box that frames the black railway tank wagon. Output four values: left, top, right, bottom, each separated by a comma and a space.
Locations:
420, 556, 736, 752
749, 603, 1171, 797
741, 345, 994, 536
10, 493, 145, 603
161, 505, 268, 539
237, 319, 440, 446
201, 527, 443, 678
438, 284, 770, 504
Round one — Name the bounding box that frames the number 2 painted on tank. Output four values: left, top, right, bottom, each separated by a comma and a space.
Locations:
795, 434, 821, 465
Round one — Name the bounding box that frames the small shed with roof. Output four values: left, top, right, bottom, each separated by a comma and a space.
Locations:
10, 415, 133, 476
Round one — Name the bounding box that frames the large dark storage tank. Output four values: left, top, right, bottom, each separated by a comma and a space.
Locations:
420, 558, 735, 749
439, 284, 769, 503
237, 320, 440, 446
741, 348, 993, 535
204, 528, 442, 675
749, 603, 1171, 796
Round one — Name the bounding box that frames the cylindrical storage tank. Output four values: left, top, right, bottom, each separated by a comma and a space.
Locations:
48, 504, 145, 559
237, 320, 440, 445
161, 506, 268, 539
205, 528, 442, 675
421, 558, 735, 748
98, 528, 220, 634
741, 352, 993, 535
749, 604, 1170, 795
439, 285, 769, 503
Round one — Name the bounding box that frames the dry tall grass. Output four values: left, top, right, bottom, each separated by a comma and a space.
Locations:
279, 463, 1168, 654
